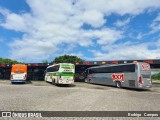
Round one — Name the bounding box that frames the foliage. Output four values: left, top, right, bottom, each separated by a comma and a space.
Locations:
0, 58, 21, 64
42, 60, 49, 64
53, 55, 84, 63
152, 72, 160, 80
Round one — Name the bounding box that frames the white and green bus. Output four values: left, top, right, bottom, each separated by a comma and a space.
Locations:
44, 63, 75, 85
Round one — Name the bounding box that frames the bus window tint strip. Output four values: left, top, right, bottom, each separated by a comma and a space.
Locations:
90, 64, 135, 73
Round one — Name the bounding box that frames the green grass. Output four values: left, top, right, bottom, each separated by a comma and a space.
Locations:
152, 79, 160, 82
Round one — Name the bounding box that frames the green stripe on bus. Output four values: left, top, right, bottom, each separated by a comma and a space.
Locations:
52, 72, 74, 76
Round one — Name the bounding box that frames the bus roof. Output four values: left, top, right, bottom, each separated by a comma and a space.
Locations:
87, 62, 148, 69
47, 63, 74, 68
12, 64, 27, 66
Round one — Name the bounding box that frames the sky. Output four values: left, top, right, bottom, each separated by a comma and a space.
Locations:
0, 0, 160, 63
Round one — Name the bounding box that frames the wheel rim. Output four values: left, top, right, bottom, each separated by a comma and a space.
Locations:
116, 82, 120, 88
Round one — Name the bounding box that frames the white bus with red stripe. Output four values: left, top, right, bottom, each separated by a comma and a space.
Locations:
84, 62, 152, 89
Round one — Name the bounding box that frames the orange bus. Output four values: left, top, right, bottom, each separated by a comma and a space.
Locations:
10, 64, 27, 83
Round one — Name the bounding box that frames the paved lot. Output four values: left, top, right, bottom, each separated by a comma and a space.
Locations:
0, 80, 160, 119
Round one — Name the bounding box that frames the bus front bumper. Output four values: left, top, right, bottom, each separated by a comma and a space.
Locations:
58, 80, 74, 84
138, 84, 152, 89
11, 80, 26, 83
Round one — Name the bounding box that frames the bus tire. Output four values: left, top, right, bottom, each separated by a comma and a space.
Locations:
52, 79, 56, 85
116, 81, 121, 88
85, 79, 88, 83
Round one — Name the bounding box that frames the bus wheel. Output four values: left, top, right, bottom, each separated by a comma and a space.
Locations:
52, 79, 55, 85
85, 79, 88, 83
116, 81, 121, 88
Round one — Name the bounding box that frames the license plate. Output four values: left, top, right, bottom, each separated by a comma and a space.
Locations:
15, 77, 22, 78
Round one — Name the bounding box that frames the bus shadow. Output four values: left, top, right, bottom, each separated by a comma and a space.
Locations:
56, 84, 76, 87
47, 82, 76, 87
89, 83, 151, 92
88, 83, 115, 90
26, 80, 32, 84
11, 80, 32, 85
121, 87, 151, 92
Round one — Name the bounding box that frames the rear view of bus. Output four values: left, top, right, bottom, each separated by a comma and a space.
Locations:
10, 64, 27, 83
137, 62, 152, 89
45, 63, 75, 85
58, 63, 75, 84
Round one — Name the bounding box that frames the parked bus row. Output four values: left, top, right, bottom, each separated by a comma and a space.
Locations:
7, 62, 152, 89
9, 63, 75, 85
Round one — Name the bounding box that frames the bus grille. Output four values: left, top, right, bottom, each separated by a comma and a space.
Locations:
129, 80, 135, 87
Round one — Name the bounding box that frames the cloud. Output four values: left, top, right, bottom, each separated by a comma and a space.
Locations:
154, 13, 160, 22
96, 28, 124, 45
149, 13, 160, 33
0, 7, 10, 16
0, 0, 160, 62
114, 18, 130, 27
82, 10, 106, 28
136, 32, 143, 40
90, 41, 160, 60
75, 0, 160, 15
0, 13, 32, 32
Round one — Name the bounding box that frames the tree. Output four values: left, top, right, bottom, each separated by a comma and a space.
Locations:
53, 55, 84, 63
152, 72, 160, 80
0, 58, 21, 64
42, 60, 49, 64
